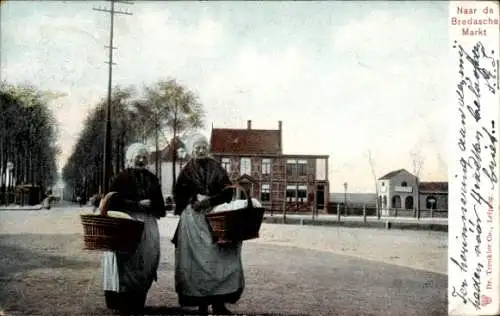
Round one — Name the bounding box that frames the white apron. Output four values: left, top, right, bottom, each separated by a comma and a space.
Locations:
101, 212, 160, 293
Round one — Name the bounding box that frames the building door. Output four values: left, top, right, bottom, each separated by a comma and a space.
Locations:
239, 182, 252, 199
316, 185, 325, 210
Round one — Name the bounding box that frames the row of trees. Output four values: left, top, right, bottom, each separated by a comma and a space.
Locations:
0, 82, 59, 204
61, 79, 204, 202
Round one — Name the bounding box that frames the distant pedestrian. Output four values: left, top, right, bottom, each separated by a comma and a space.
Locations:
165, 196, 173, 212
42, 197, 51, 210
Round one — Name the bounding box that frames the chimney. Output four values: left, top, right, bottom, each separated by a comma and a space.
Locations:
278, 120, 282, 131
247, 120, 252, 129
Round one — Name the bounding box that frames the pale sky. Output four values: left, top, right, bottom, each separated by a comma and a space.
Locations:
0, 1, 450, 193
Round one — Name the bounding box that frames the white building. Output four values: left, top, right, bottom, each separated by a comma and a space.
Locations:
147, 138, 189, 199
147, 161, 185, 198
51, 178, 65, 199
377, 169, 418, 214
377, 168, 448, 216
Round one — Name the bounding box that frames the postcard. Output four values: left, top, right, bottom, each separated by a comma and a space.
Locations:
1, 1, 498, 315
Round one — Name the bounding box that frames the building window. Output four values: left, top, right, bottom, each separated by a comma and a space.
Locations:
286, 185, 297, 202
221, 158, 231, 173
297, 159, 307, 176
297, 185, 307, 203
426, 196, 437, 209
262, 158, 271, 175
401, 181, 408, 187
405, 196, 414, 210
240, 157, 251, 175
286, 159, 297, 177
392, 195, 401, 209
261, 183, 270, 201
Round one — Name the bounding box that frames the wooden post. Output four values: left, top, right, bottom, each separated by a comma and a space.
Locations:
337, 203, 340, 222
282, 158, 287, 223
363, 204, 367, 223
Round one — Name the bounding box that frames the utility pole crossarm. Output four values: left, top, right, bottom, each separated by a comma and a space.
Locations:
92, 8, 133, 15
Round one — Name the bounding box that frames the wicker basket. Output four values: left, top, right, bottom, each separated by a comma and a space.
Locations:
80, 192, 144, 253
206, 185, 265, 244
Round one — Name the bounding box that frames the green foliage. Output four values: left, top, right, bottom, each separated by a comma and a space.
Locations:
61, 79, 205, 200
0, 82, 59, 189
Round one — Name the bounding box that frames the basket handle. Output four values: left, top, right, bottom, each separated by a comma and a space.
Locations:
225, 184, 254, 209
98, 192, 119, 216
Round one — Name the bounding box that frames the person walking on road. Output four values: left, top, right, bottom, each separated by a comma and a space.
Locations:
100, 143, 166, 314
172, 133, 245, 315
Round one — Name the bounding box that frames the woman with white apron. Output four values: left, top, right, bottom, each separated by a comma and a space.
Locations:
101, 143, 166, 314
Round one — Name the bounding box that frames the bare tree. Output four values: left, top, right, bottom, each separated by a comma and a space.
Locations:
410, 148, 425, 218
367, 150, 380, 219
410, 149, 424, 178
142, 79, 205, 195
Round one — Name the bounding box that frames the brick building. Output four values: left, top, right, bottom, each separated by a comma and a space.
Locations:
210, 120, 329, 214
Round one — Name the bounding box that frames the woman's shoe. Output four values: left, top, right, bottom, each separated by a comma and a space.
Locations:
104, 291, 121, 310
212, 303, 232, 315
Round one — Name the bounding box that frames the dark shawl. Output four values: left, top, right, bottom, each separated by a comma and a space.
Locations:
107, 167, 166, 218
173, 157, 233, 216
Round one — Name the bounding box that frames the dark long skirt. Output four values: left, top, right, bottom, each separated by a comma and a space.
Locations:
174, 205, 245, 307
105, 290, 147, 313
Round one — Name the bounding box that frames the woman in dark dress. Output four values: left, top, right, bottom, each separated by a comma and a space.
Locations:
172, 133, 244, 315
101, 143, 166, 314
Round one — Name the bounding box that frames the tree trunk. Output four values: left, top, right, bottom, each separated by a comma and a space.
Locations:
1, 135, 5, 205
29, 150, 33, 184
114, 137, 120, 176
171, 104, 178, 196
23, 145, 28, 184
14, 148, 19, 188
155, 113, 159, 178
120, 133, 125, 171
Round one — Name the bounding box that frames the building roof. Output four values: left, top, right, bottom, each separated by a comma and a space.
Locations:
210, 128, 282, 155
283, 154, 329, 159
378, 168, 413, 180
236, 173, 258, 183
418, 181, 448, 192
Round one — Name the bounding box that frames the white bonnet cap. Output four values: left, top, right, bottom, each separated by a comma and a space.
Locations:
185, 133, 209, 156
125, 142, 149, 168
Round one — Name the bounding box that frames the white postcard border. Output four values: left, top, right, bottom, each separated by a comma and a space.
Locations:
448, 1, 500, 315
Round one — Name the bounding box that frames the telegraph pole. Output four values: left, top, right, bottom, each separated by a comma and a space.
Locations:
93, 0, 133, 194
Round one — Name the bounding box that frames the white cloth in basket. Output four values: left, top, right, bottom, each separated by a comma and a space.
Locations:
101, 212, 160, 293
211, 198, 262, 213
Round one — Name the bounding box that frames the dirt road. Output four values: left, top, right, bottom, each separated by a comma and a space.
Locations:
0, 206, 447, 315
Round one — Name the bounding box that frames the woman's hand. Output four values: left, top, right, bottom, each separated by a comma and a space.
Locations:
139, 199, 152, 208
192, 199, 211, 212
